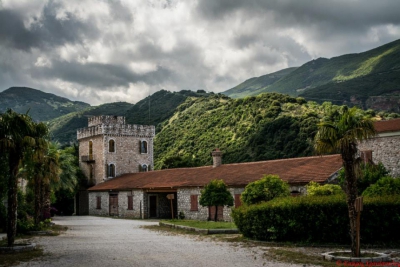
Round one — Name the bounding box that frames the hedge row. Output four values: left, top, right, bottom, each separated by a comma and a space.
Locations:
231, 195, 400, 244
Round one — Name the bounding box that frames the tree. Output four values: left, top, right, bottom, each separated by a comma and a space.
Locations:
306, 181, 344, 196
199, 179, 233, 221
362, 177, 400, 197
241, 175, 290, 205
0, 109, 36, 246
314, 106, 376, 256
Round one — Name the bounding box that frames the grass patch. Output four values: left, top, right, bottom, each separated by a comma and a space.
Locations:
162, 219, 236, 229
0, 247, 44, 266
265, 248, 337, 267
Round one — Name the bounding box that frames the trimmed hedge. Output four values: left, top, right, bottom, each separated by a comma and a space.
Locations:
231, 195, 400, 244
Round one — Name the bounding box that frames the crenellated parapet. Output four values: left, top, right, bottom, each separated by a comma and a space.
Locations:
88, 115, 126, 127
77, 119, 155, 140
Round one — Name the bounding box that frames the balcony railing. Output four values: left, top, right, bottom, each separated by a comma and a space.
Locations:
81, 155, 95, 162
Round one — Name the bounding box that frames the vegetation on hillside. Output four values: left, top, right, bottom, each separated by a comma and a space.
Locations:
0, 87, 89, 122
154, 93, 354, 169
223, 39, 400, 111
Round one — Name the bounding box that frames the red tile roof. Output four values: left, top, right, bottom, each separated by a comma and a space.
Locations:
88, 155, 342, 191
374, 118, 400, 133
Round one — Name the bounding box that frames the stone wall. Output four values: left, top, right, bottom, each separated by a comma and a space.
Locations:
117, 191, 144, 218
79, 135, 105, 185
88, 192, 109, 216
359, 135, 400, 177
177, 187, 244, 222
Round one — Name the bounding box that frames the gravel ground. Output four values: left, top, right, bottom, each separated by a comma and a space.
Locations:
16, 216, 312, 267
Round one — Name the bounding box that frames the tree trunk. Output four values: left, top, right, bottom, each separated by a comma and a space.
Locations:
342, 144, 359, 257
7, 153, 19, 247
34, 171, 42, 226
214, 205, 218, 222
42, 182, 51, 220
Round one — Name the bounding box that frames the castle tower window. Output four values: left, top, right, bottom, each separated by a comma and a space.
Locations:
140, 140, 148, 154
89, 141, 93, 160
108, 164, 116, 178
109, 139, 115, 153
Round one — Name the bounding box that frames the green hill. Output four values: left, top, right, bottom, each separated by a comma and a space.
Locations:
222, 39, 400, 111
0, 87, 90, 121
48, 102, 133, 144
154, 93, 341, 169
223, 67, 297, 99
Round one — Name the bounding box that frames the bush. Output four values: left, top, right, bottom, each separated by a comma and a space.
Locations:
232, 195, 400, 244
362, 177, 400, 197
241, 175, 290, 205
306, 181, 344, 196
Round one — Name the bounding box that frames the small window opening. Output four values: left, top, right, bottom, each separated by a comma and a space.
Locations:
109, 139, 115, 152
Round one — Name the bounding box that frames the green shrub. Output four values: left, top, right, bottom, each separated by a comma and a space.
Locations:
241, 175, 290, 205
232, 195, 400, 244
362, 177, 400, 197
306, 181, 344, 196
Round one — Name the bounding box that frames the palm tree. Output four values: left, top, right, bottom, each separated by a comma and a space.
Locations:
0, 109, 35, 246
314, 106, 376, 256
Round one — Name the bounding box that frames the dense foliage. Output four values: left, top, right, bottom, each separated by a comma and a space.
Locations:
306, 181, 344, 196
155, 93, 347, 169
232, 195, 400, 244
241, 175, 290, 205
362, 177, 400, 197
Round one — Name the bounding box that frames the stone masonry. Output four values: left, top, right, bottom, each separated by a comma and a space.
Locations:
78, 116, 155, 185
359, 135, 400, 177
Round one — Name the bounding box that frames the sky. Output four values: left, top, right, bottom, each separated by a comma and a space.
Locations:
1, 0, 400, 105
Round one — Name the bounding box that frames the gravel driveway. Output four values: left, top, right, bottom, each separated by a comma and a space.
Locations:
17, 216, 308, 267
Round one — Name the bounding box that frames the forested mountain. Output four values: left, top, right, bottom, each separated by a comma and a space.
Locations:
125, 89, 213, 131
48, 102, 133, 144
154, 93, 347, 169
223, 39, 400, 111
0, 87, 90, 121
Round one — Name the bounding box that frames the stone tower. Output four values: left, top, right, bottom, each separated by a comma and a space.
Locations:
77, 115, 155, 185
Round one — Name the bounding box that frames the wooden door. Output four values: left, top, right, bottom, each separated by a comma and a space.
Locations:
109, 195, 118, 216
208, 206, 223, 221
149, 195, 157, 218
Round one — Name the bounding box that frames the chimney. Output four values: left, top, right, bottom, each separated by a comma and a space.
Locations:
360, 150, 373, 164
212, 148, 222, 167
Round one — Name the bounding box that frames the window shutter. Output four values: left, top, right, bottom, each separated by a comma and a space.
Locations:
148, 165, 151, 171
190, 195, 198, 211
127, 196, 133, 210
139, 164, 142, 172
96, 196, 101, 209
234, 194, 242, 208
139, 140, 142, 153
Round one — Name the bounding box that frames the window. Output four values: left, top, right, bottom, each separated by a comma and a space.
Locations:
109, 139, 115, 152
108, 164, 115, 178
190, 195, 198, 211
89, 141, 93, 160
127, 195, 133, 210
139, 140, 148, 154
139, 164, 148, 172
234, 194, 242, 208
96, 196, 101, 209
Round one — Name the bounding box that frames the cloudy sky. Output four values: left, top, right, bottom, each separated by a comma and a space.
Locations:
1, 0, 400, 105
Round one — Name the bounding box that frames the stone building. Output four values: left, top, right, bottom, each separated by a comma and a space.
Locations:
76, 115, 155, 214
359, 119, 400, 177
87, 153, 342, 221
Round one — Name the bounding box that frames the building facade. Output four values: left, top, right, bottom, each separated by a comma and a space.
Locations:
76, 115, 155, 214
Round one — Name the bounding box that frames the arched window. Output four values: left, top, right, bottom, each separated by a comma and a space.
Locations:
89, 141, 93, 160
109, 139, 115, 152
108, 164, 115, 178
139, 164, 148, 172
140, 140, 148, 154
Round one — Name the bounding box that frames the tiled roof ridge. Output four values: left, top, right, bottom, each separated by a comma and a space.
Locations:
148, 154, 341, 173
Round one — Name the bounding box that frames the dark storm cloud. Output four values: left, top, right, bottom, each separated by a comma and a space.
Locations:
30, 60, 175, 88
0, 9, 41, 50
0, 2, 100, 51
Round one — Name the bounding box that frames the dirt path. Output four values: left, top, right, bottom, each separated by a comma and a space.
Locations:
17, 216, 308, 267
